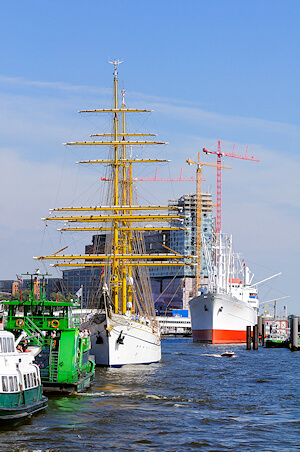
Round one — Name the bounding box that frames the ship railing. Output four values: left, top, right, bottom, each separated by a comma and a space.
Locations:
17, 316, 44, 346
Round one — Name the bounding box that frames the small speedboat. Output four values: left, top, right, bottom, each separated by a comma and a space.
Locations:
221, 351, 235, 357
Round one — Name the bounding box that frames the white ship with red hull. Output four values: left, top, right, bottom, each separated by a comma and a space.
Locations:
190, 291, 258, 343
189, 234, 259, 344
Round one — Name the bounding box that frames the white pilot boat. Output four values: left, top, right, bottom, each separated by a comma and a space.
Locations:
0, 330, 47, 423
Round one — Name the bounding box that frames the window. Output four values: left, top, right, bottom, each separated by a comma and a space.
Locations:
24, 374, 28, 389
2, 376, 8, 392
9, 376, 14, 392
14, 376, 18, 392
2, 338, 7, 353
33, 372, 37, 387
0, 338, 2, 353
7, 338, 12, 353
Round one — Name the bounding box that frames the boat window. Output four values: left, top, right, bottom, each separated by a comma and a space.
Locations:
14, 376, 18, 392
10, 338, 15, 352
24, 374, 28, 389
2, 338, 7, 353
2, 376, 8, 392
32, 372, 37, 387
0, 338, 2, 353
9, 376, 14, 392
29, 373, 34, 387
7, 338, 12, 353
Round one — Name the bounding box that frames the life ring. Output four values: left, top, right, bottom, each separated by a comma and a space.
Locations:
51, 319, 60, 329
16, 319, 24, 328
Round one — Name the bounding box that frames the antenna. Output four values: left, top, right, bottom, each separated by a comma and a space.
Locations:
108, 59, 123, 76
121, 88, 126, 108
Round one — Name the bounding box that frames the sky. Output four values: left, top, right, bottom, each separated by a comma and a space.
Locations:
0, 1, 299, 314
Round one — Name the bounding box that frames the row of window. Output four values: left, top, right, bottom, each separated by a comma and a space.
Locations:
24, 372, 38, 389
1, 375, 18, 392
160, 320, 190, 324
0, 337, 14, 354
1, 371, 38, 393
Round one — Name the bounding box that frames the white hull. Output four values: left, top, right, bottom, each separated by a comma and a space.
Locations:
189, 292, 257, 343
83, 312, 161, 367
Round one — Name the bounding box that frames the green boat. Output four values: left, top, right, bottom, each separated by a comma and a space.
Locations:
0, 330, 48, 424
3, 272, 95, 393
265, 332, 289, 348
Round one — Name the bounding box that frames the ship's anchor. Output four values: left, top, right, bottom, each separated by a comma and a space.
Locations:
116, 330, 125, 345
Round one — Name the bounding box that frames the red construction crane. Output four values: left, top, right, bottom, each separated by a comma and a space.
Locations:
132, 167, 199, 182
186, 154, 231, 294
101, 167, 200, 182
203, 140, 260, 233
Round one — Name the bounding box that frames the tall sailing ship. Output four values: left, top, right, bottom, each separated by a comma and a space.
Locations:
36, 60, 192, 366
189, 233, 259, 344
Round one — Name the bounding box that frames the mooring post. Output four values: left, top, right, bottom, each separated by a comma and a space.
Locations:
261, 320, 265, 346
258, 316, 262, 344
246, 325, 252, 350
253, 324, 258, 350
291, 317, 299, 351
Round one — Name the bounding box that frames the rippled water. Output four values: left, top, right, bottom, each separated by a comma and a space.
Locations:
1, 338, 299, 451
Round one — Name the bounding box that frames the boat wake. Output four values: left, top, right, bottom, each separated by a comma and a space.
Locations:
76, 391, 195, 404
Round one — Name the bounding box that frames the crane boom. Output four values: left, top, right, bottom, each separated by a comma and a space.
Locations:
203, 140, 260, 233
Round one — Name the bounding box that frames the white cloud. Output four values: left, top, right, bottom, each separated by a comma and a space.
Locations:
0, 75, 110, 95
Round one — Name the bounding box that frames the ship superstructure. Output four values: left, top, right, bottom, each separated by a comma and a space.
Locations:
3, 272, 95, 392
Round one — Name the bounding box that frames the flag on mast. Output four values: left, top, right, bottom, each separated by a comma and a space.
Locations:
76, 287, 83, 299
99, 267, 104, 284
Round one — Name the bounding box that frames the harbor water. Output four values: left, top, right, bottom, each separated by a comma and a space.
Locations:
1, 337, 299, 451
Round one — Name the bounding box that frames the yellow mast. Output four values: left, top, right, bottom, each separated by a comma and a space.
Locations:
111, 60, 121, 312
121, 88, 127, 313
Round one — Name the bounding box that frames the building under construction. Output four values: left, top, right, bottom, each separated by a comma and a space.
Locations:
145, 191, 214, 314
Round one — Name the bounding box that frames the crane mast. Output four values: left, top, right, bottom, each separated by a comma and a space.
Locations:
186, 156, 231, 296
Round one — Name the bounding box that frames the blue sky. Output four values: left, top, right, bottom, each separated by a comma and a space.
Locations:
0, 1, 299, 314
